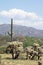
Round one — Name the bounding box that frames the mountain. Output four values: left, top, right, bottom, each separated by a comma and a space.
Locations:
0, 24, 43, 37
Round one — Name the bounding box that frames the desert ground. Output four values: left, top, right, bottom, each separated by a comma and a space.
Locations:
0, 54, 43, 65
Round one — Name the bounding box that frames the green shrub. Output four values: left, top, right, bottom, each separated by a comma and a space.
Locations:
0, 46, 6, 54
23, 36, 43, 48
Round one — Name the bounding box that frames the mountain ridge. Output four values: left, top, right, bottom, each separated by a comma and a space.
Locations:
0, 24, 43, 38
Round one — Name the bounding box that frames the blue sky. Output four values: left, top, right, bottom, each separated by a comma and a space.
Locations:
0, 0, 43, 29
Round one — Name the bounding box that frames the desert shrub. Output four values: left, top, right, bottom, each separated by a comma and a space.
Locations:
0, 46, 6, 54
23, 36, 43, 48
23, 37, 34, 48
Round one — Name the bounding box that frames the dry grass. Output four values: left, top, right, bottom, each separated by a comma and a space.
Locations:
0, 54, 43, 65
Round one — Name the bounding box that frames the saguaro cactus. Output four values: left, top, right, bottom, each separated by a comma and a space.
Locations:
8, 18, 13, 41
11, 18, 13, 41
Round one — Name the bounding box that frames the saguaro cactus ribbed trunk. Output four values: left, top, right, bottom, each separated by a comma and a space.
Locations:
11, 18, 13, 42
8, 18, 13, 42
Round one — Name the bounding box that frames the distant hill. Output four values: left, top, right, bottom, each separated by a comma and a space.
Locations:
0, 24, 43, 38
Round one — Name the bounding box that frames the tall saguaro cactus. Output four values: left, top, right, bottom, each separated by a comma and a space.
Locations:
11, 18, 13, 41
8, 18, 13, 42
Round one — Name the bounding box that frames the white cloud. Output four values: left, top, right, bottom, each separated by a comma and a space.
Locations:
0, 8, 43, 29
0, 10, 8, 17
0, 8, 39, 19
